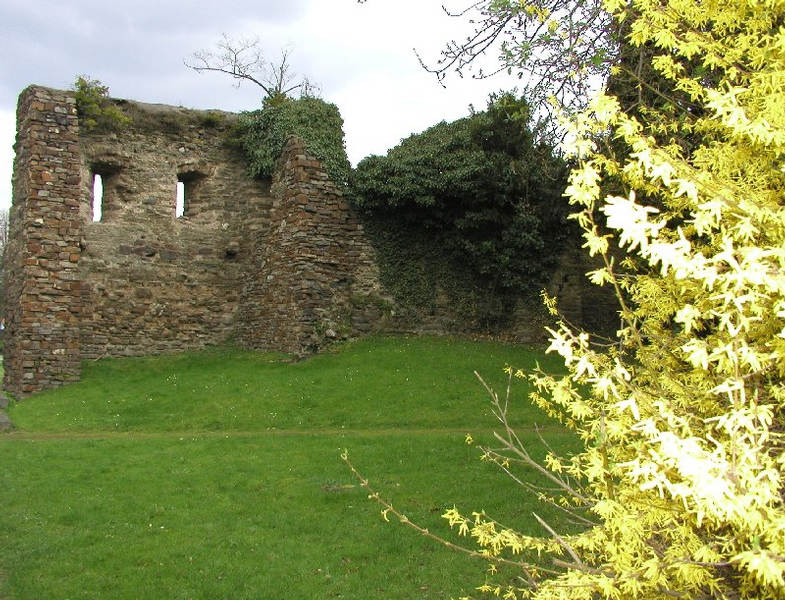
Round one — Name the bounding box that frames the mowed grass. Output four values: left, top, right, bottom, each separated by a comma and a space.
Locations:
0, 335, 578, 600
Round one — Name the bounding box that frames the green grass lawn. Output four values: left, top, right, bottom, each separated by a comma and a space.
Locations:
0, 335, 576, 600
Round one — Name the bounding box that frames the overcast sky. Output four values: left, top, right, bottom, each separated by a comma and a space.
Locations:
0, 0, 521, 211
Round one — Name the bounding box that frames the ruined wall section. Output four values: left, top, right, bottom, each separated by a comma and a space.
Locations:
5, 87, 276, 396
5, 85, 613, 397
5, 86, 385, 396
77, 101, 272, 359
236, 137, 383, 354
4, 86, 83, 396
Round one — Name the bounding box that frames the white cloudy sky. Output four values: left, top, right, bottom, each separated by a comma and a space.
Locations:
0, 0, 521, 210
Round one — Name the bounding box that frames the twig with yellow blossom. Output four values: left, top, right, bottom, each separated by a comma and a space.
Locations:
340, 448, 552, 588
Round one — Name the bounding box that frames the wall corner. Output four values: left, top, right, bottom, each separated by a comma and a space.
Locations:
4, 86, 83, 397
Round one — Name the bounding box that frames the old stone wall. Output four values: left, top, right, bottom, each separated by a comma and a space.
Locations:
75, 100, 270, 360
5, 85, 617, 398
543, 240, 619, 336
236, 137, 383, 354
4, 87, 83, 396
4, 86, 385, 397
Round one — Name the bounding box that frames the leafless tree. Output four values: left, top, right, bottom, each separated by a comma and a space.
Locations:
357, 0, 630, 142
185, 34, 318, 100
424, 1, 619, 142
427, 3, 615, 95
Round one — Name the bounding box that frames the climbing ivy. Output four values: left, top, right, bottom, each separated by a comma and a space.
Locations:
362, 215, 528, 329
350, 93, 570, 324
238, 96, 350, 185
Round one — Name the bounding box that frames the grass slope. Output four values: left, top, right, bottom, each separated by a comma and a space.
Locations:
0, 335, 575, 600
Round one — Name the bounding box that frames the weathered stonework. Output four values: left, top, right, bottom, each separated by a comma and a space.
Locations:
5, 87, 82, 396
76, 101, 271, 361
4, 86, 384, 397
542, 239, 619, 338
5, 85, 616, 398
235, 137, 381, 353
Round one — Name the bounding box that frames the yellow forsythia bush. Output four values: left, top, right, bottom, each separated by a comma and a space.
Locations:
440, 0, 785, 598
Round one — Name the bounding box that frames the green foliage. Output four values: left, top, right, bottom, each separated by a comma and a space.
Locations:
72, 75, 131, 132
239, 96, 350, 184
361, 218, 522, 330
198, 111, 226, 128
351, 93, 569, 302
409, 0, 785, 598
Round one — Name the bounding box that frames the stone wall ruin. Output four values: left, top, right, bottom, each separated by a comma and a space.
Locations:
5, 85, 616, 398
4, 86, 383, 397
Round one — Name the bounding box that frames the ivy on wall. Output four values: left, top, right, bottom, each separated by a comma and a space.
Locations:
362, 216, 525, 329
349, 93, 571, 329
238, 96, 350, 185
70, 76, 571, 332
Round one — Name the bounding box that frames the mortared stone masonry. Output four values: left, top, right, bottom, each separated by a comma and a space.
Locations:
4, 86, 383, 397
5, 85, 616, 398
5, 87, 83, 396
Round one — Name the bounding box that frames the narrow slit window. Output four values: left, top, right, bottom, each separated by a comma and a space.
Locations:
92, 174, 103, 222
175, 180, 185, 218
176, 171, 206, 218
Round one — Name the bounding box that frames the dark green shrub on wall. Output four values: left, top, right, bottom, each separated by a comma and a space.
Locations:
349, 93, 570, 326
239, 96, 350, 185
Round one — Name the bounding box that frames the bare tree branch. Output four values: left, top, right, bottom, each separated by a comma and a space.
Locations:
185, 34, 317, 100
420, 1, 617, 137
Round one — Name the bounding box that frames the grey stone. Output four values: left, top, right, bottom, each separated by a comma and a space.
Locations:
0, 410, 12, 432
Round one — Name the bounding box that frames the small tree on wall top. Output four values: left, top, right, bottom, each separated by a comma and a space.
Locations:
349, 0, 785, 598
72, 76, 131, 132
185, 35, 342, 185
